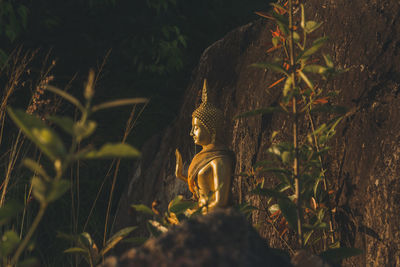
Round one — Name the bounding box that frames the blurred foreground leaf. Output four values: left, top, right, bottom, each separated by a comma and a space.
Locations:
168, 195, 196, 214
7, 107, 66, 161
84, 143, 140, 159
0, 230, 20, 257
0, 200, 23, 226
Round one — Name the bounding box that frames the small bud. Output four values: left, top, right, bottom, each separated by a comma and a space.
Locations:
84, 69, 95, 100
54, 159, 62, 173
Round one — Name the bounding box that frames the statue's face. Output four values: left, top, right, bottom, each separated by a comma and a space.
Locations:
190, 117, 211, 146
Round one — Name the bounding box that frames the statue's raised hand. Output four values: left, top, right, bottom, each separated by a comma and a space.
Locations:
175, 149, 187, 182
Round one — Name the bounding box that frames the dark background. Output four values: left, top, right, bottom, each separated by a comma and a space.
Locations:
2, 0, 268, 147
0, 0, 269, 265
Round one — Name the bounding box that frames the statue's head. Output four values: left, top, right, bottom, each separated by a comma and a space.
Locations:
191, 80, 224, 146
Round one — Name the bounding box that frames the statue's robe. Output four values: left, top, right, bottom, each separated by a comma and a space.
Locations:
187, 145, 235, 201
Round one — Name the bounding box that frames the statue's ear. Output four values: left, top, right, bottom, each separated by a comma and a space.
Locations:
211, 132, 216, 144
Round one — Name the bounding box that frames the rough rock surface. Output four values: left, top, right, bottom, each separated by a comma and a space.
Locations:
102, 209, 292, 267
115, 1, 400, 266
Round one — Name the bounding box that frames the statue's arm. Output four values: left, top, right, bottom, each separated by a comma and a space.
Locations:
175, 149, 187, 182
207, 158, 232, 209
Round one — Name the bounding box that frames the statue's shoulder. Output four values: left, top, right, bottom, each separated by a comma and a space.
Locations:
209, 154, 234, 169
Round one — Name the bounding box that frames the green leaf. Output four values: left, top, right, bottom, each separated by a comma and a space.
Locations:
319, 248, 363, 263
281, 151, 291, 164
78, 232, 94, 249
278, 198, 297, 230
293, 31, 300, 43
303, 230, 314, 245
91, 98, 148, 112
270, 12, 289, 36
17, 258, 39, 267
64, 247, 88, 254
101, 226, 137, 257
23, 158, 50, 181
303, 222, 328, 230
236, 202, 258, 215
168, 195, 196, 214
47, 179, 70, 203
313, 177, 322, 197
275, 182, 291, 193
272, 36, 280, 47
299, 70, 314, 90
283, 76, 292, 96
297, 37, 329, 62
83, 143, 141, 159
323, 54, 334, 68
251, 62, 289, 76
317, 207, 326, 221
268, 204, 280, 214
251, 185, 289, 200
300, 4, 305, 29
47, 115, 74, 135
31, 176, 70, 204
106, 226, 137, 245
43, 85, 84, 111
31, 176, 47, 203
56, 231, 77, 242
73, 120, 97, 142
270, 3, 286, 12
304, 21, 323, 33
0, 49, 9, 66
234, 106, 283, 119
0, 230, 20, 257
147, 220, 167, 237
0, 200, 23, 226
329, 241, 340, 249
311, 123, 327, 136
131, 204, 154, 215
303, 64, 327, 74
5, 24, 18, 43
17, 5, 29, 29
7, 107, 66, 161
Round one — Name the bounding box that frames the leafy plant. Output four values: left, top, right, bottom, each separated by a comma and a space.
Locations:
130, 189, 229, 239
237, 0, 362, 260
0, 1, 29, 65
59, 226, 137, 267
131, 195, 197, 238
0, 70, 147, 266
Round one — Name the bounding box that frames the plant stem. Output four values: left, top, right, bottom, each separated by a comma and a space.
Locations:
288, 0, 304, 248
11, 203, 48, 265
306, 112, 336, 244
0, 130, 24, 207
103, 105, 139, 247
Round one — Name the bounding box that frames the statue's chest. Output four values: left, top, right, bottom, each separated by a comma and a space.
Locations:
197, 163, 214, 193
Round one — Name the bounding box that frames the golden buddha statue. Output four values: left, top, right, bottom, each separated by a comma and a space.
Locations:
175, 80, 235, 213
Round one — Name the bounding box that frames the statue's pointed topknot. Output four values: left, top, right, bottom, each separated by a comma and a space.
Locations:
202, 79, 208, 103
192, 78, 224, 140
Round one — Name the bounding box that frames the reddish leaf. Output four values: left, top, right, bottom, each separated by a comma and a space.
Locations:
268, 77, 285, 88
279, 227, 288, 237
267, 45, 282, 53
314, 97, 329, 104
255, 11, 274, 20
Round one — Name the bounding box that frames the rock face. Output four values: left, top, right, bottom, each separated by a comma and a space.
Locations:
115, 1, 400, 266
103, 209, 292, 267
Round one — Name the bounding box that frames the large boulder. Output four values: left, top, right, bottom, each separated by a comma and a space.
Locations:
102, 209, 292, 267
115, 1, 400, 266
